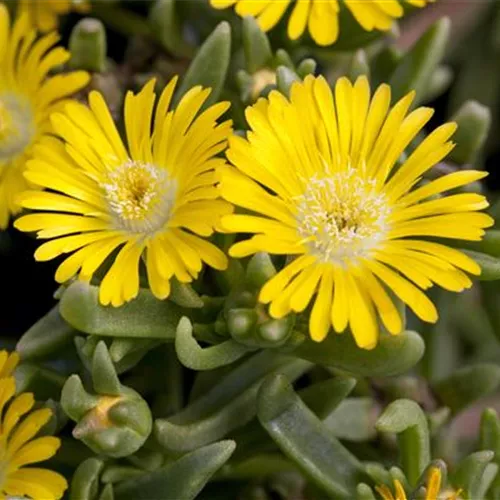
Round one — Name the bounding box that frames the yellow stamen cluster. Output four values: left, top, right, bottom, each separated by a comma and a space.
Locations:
295, 169, 390, 264
102, 160, 177, 235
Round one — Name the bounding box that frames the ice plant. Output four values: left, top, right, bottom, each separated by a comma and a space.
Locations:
15, 78, 233, 306
210, 0, 431, 46
0, 4, 89, 228
18, 0, 90, 32
218, 75, 493, 349
0, 351, 67, 499
376, 467, 461, 500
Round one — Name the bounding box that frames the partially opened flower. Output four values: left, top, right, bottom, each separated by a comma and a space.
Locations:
376, 467, 461, 500
0, 4, 89, 228
15, 78, 232, 306
210, 0, 431, 46
18, 0, 91, 32
218, 75, 493, 349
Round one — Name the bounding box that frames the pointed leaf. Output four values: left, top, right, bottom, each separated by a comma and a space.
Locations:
92, 341, 121, 395
242, 16, 272, 72
389, 18, 450, 104
175, 22, 231, 108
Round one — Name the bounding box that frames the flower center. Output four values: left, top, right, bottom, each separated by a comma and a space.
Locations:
0, 93, 35, 163
101, 160, 177, 235
295, 169, 391, 264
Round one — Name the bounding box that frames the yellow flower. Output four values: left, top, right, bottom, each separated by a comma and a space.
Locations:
218, 75, 493, 349
376, 467, 461, 500
0, 351, 67, 499
210, 0, 431, 46
15, 78, 233, 307
18, 0, 91, 32
0, 4, 89, 228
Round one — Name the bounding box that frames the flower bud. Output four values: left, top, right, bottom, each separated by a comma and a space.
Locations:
62, 378, 153, 458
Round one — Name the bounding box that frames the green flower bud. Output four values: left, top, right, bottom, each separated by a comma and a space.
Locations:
61, 341, 153, 458
226, 308, 259, 341
63, 382, 152, 458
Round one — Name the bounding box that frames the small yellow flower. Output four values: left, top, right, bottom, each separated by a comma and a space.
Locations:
218, 75, 493, 349
376, 467, 461, 500
0, 4, 89, 228
18, 0, 91, 32
0, 351, 67, 499
210, 0, 432, 46
15, 77, 233, 307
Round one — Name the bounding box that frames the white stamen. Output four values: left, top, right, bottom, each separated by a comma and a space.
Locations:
295, 168, 391, 265
0, 93, 35, 162
101, 160, 177, 235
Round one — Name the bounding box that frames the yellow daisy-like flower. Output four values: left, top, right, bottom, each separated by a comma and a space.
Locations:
376, 467, 461, 500
218, 75, 493, 349
0, 4, 89, 228
0, 351, 67, 499
15, 78, 233, 306
18, 0, 91, 32
210, 0, 431, 46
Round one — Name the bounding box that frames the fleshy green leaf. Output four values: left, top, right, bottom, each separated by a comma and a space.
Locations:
389, 18, 450, 104
257, 374, 366, 499
449, 100, 491, 165
242, 16, 272, 73
451, 451, 495, 499
324, 398, 378, 442
175, 317, 254, 370
376, 399, 430, 486
432, 364, 500, 414
16, 305, 76, 361
461, 250, 500, 281
175, 21, 231, 108
294, 330, 424, 376
155, 352, 311, 453
149, 0, 193, 58
69, 18, 107, 72
60, 281, 182, 339
70, 458, 105, 500
276, 66, 300, 97
114, 441, 236, 500
92, 341, 121, 396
